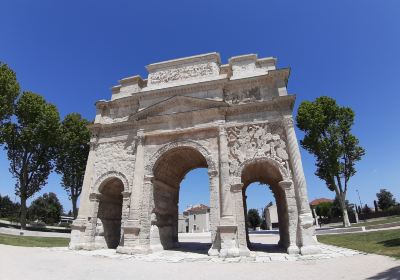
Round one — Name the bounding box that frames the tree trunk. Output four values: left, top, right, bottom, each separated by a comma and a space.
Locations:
20, 195, 27, 230
72, 196, 78, 219
339, 194, 351, 227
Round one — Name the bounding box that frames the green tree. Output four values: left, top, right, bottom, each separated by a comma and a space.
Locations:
315, 202, 333, 218
28, 192, 63, 225
56, 113, 90, 218
2, 92, 60, 229
376, 189, 396, 211
0, 194, 20, 219
0, 62, 19, 129
373, 200, 379, 212
247, 208, 261, 230
296, 96, 365, 227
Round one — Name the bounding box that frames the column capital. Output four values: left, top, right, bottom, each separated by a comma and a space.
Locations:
135, 129, 145, 146
282, 115, 295, 129
230, 183, 244, 193
89, 192, 101, 202
278, 180, 293, 190
122, 191, 131, 199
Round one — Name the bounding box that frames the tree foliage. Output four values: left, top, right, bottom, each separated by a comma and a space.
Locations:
2, 92, 60, 228
296, 96, 365, 227
315, 202, 333, 218
376, 189, 396, 211
247, 208, 261, 229
56, 113, 90, 218
0, 194, 20, 219
28, 192, 63, 225
0, 62, 19, 127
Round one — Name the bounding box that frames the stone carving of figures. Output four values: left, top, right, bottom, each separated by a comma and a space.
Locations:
226, 122, 290, 177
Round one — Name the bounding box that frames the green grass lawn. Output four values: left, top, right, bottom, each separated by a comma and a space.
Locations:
351, 215, 400, 228
318, 229, 400, 259
0, 233, 69, 247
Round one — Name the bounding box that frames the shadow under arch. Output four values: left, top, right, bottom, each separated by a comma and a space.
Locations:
97, 176, 124, 249
149, 141, 217, 252
239, 157, 291, 252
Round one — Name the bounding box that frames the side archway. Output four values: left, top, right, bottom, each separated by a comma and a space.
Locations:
235, 157, 298, 253
94, 172, 129, 249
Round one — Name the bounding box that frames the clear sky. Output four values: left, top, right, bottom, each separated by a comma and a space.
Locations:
0, 0, 399, 213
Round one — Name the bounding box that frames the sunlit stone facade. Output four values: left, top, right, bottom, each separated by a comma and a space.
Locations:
70, 53, 321, 257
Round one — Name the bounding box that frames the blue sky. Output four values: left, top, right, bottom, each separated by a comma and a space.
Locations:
0, 0, 399, 213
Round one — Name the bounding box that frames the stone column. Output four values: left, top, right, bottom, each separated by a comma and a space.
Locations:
82, 193, 100, 250
218, 124, 234, 221
279, 180, 300, 254
231, 182, 250, 256
216, 123, 239, 257
283, 116, 320, 255
208, 169, 221, 256
70, 137, 98, 249
118, 130, 144, 254
142, 175, 155, 252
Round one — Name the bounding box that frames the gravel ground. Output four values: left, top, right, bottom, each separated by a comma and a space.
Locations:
0, 234, 399, 280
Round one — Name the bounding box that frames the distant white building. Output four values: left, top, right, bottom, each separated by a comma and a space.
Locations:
264, 204, 279, 230
178, 204, 210, 233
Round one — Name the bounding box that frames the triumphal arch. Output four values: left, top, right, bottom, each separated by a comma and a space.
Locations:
70, 53, 321, 257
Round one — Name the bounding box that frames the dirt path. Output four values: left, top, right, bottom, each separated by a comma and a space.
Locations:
0, 244, 399, 280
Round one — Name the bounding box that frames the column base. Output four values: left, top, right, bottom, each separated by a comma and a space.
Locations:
208, 248, 220, 256
287, 245, 300, 255
116, 245, 151, 255
238, 246, 251, 256
218, 224, 240, 258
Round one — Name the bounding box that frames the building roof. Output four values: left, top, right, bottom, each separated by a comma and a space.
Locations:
310, 198, 334, 206
183, 204, 210, 214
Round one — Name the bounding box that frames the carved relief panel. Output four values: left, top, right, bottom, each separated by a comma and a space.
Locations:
226, 122, 291, 177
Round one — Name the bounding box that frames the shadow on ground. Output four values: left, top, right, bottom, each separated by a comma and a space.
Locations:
172, 242, 211, 255
378, 238, 400, 247
169, 241, 286, 255
367, 266, 400, 280
249, 242, 286, 253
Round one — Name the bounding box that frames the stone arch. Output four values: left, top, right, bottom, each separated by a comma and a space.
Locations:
145, 139, 218, 251
93, 172, 128, 249
94, 171, 130, 194
234, 156, 290, 181
146, 139, 217, 177
235, 156, 297, 253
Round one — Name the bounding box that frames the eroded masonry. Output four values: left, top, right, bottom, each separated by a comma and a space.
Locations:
70, 53, 321, 257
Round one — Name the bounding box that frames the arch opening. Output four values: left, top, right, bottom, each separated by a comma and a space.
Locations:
97, 177, 124, 249
241, 160, 290, 252
152, 146, 211, 253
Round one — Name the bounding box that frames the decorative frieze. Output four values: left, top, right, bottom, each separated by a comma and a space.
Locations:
226, 122, 290, 177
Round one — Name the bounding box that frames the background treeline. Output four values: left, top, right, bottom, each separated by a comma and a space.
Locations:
0, 62, 90, 229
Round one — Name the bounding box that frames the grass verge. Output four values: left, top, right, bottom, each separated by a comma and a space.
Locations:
351, 215, 400, 228
318, 229, 400, 259
0, 233, 69, 247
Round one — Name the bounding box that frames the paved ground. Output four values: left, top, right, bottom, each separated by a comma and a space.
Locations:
1, 234, 399, 280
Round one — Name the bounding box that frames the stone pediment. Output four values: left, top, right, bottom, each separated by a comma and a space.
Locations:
130, 96, 229, 121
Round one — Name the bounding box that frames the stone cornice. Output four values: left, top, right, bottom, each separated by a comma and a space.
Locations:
91, 95, 295, 135
97, 68, 290, 110
146, 52, 221, 72
130, 95, 229, 121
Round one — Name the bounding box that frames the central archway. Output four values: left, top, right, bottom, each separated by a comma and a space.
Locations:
150, 144, 213, 252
